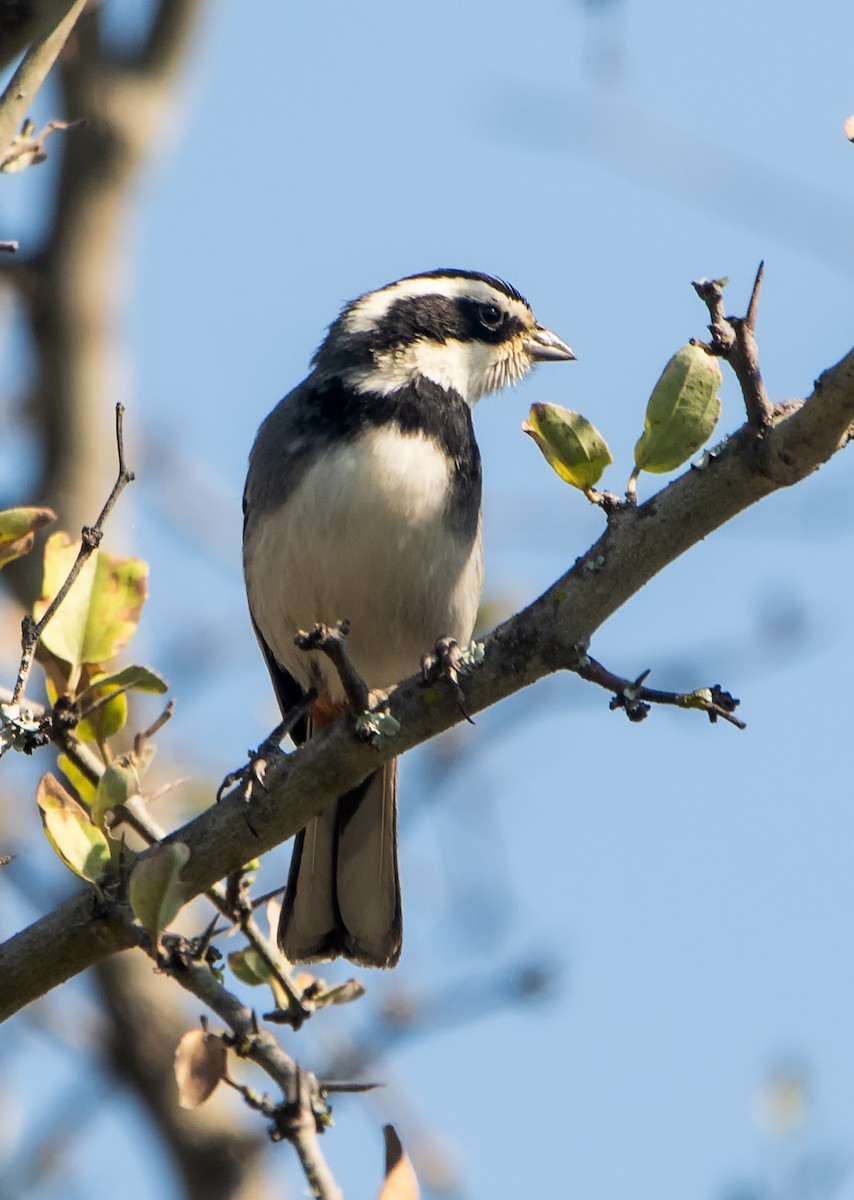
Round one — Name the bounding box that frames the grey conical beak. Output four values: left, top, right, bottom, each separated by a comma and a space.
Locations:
524, 325, 576, 362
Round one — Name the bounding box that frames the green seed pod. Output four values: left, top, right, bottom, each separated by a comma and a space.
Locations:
634, 343, 722, 475
523, 403, 612, 494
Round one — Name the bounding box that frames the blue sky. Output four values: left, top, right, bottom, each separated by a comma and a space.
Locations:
3, 1, 854, 1197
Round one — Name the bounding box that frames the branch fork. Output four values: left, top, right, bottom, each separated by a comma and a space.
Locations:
693, 261, 773, 428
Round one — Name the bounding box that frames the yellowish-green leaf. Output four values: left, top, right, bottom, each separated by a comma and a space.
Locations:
228, 947, 272, 987
77, 683, 128, 743
174, 1029, 228, 1109
0, 506, 55, 568
314, 978, 366, 1007
75, 664, 168, 742
129, 842, 190, 940
79, 664, 168, 698
634, 343, 722, 475
34, 532, 148, 670
57, 753, 97, 805
36, 772, 112, 882
92, 755, 140, 830
523, 403, 612, 492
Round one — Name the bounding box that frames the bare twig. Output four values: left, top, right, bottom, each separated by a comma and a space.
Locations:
250, 885, 287, 911
115, 789, 313, 1029
568, 649, 745, 728
146, 934, 343, 1200
0, 0, 88, 161
693, 262, 773, 427
0, 116, 85, 172
133, 699, 175, 759
10, 403, 135, 704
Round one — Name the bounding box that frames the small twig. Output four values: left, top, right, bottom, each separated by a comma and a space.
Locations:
0, 0, 89, 162
319, 1080, 383, 1094
0, 117, 86, 173
692, 263, 773, 428
250, 885, 287, 911
134, 698, 174, 747
74, 680, 137, 725
569, 647, 745, 728
11, 404, 135, 705
144, 931, 342, 1199
295, 621, 371, 714
116, 791, 312, 1029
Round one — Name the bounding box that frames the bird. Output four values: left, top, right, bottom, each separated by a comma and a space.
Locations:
242, 269, 574, 968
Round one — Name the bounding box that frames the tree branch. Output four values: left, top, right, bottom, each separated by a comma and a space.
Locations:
150, 935, 343, 1200
0, 0, 87, 159
3, 338, 853, 1022
693, 262, 774, 427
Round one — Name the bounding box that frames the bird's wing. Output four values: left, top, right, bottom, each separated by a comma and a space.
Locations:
243, 378, 323, 745
250, 615, 310, 745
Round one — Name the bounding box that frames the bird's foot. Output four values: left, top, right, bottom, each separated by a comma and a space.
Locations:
295, 620, 372, 714
295, 622, 399, 745
421, 636, 485, 724
217, 694, 315, 832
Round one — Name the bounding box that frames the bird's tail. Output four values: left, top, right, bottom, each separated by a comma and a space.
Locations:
279, 759, 401, 968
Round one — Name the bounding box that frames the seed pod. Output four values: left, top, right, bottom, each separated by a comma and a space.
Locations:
633, 342, 722, 477
523, 403, 612, 494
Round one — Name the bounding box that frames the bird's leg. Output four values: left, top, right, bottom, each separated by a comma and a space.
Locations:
217, 690, 316, 814
296, 621, 399, 744
294, 620, 373, 714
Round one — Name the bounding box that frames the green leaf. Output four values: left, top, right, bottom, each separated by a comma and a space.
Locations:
523, 403, 612, 492
74, 665, 168, 743
228, 947, 272, 986
34, 532, 148, 670
36, 772, 112, 882
78, 664, 168, 698
634, 343, 722, 475
0, 506, 55, 568
92, 755, 140, 829
314, 978, 366, 1007
77, 684, 129, 743
129, 842, 190, 941
56, 752, 97, 806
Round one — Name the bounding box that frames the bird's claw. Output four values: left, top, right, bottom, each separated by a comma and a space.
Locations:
217, 696, 315, 832
421, 636, 483, 724
217, 750, 271, 806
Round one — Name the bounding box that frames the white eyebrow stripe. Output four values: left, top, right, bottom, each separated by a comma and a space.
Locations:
344, 275, 531, 334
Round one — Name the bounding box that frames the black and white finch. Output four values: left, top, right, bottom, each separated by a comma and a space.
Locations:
243, 269, 574, 968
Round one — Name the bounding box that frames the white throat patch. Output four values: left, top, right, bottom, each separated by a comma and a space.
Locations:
344, 336, 531, 405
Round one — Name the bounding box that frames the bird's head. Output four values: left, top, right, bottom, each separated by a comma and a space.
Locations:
312, 269, 575, 405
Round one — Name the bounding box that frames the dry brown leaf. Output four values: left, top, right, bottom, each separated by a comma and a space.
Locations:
174, 1029, 227, 1109
845, 114, 854, 142
378, 1125, 420, 1200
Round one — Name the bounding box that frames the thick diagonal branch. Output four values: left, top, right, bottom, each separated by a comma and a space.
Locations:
2, 341, 854, 1023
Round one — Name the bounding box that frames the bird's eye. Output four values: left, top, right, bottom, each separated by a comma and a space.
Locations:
479, 303, 504, 330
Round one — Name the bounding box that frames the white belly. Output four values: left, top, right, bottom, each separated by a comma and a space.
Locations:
245, 427, 483, 697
